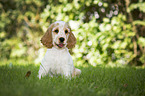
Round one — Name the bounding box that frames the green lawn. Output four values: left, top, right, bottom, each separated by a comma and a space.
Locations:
0, 62, 144, 96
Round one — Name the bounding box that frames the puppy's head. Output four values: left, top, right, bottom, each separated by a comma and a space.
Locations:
41, 21, 76, 49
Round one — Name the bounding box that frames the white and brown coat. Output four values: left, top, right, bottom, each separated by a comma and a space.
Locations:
38, 21, 81, 79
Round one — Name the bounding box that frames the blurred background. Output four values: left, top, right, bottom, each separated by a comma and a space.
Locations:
0, 0, 145, 66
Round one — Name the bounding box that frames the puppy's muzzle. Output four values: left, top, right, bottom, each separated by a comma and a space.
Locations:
59, 37, 65, 43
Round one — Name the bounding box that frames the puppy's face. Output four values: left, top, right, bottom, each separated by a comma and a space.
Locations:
41, 21, 76, 49
52, 21, 70, 48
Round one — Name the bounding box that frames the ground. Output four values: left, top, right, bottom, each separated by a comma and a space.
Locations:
0, 62, 145, 96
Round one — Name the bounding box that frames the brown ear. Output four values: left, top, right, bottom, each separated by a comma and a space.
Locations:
41, 24, 54, 48
67, 31, 76, 49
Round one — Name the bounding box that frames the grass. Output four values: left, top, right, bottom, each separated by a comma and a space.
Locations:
0, 62, 145, 96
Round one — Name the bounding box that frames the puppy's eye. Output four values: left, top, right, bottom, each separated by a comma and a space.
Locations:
54, 29, 59, 33
65, 30, 68, 34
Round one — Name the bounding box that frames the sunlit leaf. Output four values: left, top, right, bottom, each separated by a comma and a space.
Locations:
138, 37, 145, 47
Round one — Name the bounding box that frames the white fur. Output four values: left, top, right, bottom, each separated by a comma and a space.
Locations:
38, 47, 74, 79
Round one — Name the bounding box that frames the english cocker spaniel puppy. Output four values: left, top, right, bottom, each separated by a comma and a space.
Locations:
38, 21, 81, 79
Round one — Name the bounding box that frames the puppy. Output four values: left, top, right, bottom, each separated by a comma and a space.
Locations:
38, 21, 81, 79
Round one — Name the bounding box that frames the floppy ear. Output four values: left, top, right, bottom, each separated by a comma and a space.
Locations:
41, 24, 54, 48
67, 30, 76, 49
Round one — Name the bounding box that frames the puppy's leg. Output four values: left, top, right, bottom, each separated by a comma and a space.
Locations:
38, 65, 47, 79
72, 68, 81, 77
63, 69, 71, 78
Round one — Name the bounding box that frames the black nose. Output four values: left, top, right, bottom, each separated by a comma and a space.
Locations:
59, 37, 65, 42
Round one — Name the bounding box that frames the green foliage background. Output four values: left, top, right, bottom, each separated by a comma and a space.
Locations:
0, 0, 145, 66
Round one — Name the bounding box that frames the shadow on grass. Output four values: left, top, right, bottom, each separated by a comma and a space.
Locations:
0, 63, 144, 96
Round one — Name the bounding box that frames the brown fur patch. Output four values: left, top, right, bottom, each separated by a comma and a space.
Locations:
67, 24, 76, 49
41, 23, 54, 48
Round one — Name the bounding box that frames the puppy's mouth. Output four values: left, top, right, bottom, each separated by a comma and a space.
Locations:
55, 42, 65, 48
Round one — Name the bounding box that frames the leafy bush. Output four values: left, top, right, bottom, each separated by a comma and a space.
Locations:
0, 0, 145, 66
71, 14, 135, 66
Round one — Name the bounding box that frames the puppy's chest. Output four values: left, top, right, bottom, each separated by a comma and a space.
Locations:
45, 49, 72, 66
52, 52, 69, 65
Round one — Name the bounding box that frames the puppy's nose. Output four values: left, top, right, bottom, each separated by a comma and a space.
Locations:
59, 37, 65, 42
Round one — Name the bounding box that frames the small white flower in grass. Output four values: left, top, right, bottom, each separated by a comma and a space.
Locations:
87, 41, 92, 46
